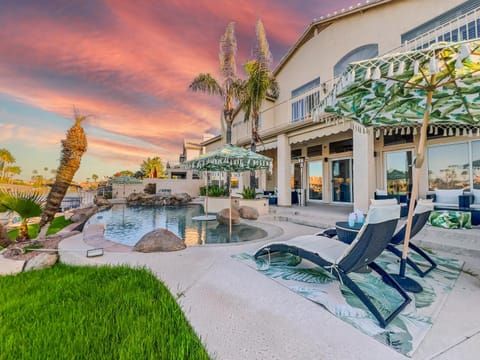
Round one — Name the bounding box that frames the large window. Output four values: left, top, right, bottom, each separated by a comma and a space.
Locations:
291, 78, 320, 123
401, 0, 480, 49
385, 151, 413, 195
334, 44, 379, 76
291, 92, 320, 122
308, 161, 323, 200
427, 142, 470, 190
473, 141, 480, 189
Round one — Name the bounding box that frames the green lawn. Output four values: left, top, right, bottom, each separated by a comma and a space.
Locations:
0, 264, 210, 360
7, 216, 73, 241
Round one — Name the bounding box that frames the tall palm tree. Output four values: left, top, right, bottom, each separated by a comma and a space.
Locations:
0, 190, 44, 241
189, 22, 242, 144
38, 109, 88, 237
140, 157, 165, 178
239, 19, 279, 187
0, 148, 15, 180
5, 165, 21, 182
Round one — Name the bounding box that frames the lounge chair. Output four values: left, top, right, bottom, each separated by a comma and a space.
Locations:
254, 204, 411, 328
387, 199, 436, 277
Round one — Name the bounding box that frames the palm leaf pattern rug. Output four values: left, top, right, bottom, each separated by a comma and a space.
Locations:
233, 249, 463, 357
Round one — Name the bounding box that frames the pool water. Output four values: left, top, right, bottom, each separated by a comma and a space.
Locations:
86, 204, 268, 246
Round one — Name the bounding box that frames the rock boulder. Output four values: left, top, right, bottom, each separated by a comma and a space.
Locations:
23, 252, 58, 271
94, 196, 111, 207
239, 206, 259, 220
126, 193, 192, 206
134, 228, 186, 252
70, 206, 98, 223
216, 208, 241, 225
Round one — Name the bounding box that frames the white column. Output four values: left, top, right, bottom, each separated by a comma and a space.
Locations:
277, 134, 291, 206
353, 130, 375, 213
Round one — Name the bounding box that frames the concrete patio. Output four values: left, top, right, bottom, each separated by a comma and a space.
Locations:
2, 202, 479, 359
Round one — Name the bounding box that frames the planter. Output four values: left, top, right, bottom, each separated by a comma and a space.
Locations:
238, 198, 269, 215
205, 197, 240, 213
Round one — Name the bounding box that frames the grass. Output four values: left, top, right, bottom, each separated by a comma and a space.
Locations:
0, 264, 210, 360
7, 216, 72, 241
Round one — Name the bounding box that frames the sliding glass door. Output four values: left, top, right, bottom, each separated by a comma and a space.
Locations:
308, 160, 323, 200
331, 158, 353, 203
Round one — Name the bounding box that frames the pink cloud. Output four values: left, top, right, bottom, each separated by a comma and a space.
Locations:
0, 0, 352, 177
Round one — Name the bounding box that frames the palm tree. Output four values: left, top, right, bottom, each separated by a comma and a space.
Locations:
189, 22, 242, 144
141, 157, 165, 178
0, 148, 15, 180
0, 190, 44, 241
38, 109, 88, 237
5, 165, 21, 181
239, 19, 279, 187
92, 174, 99, 183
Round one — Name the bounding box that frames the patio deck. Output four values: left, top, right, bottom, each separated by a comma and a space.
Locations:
54, 202, 480, 360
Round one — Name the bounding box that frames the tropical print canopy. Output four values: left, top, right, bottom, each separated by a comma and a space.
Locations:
184, 144, 272, 172
315, 40, 480, 132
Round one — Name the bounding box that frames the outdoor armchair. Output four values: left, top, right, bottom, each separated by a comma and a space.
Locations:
387, 199, 436, 277
254, 204, 411, 328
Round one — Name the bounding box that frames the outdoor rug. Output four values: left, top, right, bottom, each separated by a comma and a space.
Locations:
233, 249, 463, 357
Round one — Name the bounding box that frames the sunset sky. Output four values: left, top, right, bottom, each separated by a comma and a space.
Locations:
0, 0, 355, 181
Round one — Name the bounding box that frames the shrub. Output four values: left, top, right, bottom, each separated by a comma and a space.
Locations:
240, 186, 256, 199
207, 185, 227, 197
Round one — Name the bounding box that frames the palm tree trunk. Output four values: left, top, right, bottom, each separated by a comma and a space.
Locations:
18, 219, 29, 242
38, 115, 87, 237
0, 223, 12, 248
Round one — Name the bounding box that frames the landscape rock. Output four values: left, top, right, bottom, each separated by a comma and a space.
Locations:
94, 196, 111, 207
70, 205, 98, 223
216, 207, 241, 225
134, 228, 186, 252
23, 252, 58, 271
238, 206, 259, 220
127, 192, 192, 206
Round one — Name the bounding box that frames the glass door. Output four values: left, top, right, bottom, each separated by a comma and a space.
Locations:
331, 158, 353, 203
308, 160, 323, 200
385, 150, 413, 195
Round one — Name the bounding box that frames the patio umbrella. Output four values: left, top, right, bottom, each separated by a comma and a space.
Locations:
315, 39, 480, 292
184, 144, 272, 237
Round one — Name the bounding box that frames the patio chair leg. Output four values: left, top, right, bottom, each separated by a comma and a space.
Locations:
408, 243, 437, 277
368, 262, 411, 326
337, 266, 410, 328
386, 244, 436, 277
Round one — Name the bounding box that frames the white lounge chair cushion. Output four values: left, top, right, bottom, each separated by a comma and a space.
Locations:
375, 189, 388, 196
261, 204, 400, 265
415, 198, 434, 214
286, 235, 349, 264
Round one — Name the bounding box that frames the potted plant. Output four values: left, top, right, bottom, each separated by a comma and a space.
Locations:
238, 186, 269, 215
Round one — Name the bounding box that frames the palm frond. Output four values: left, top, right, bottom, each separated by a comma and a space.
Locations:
0, 189, 44, 219
219, 22, 237, 81
254, 19, 272, 68
189, 73, 223, 96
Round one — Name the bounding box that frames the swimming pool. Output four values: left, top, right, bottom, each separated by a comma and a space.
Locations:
86, 204, 268, 246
